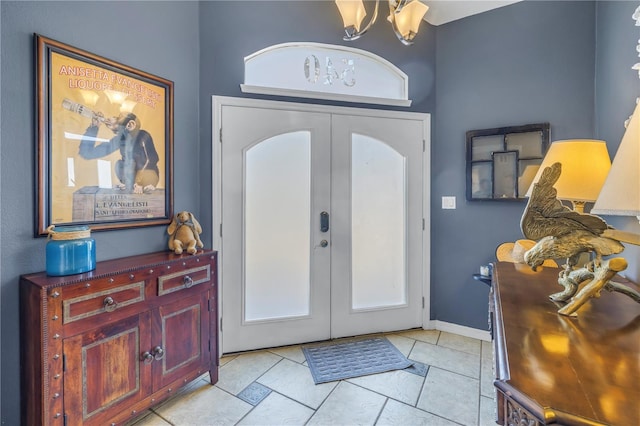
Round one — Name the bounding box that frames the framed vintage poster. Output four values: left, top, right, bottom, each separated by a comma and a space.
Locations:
35, 34, 173, 235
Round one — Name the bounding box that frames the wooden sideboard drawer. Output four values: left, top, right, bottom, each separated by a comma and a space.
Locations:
63, 281, 145, 324
157, 264, 210, 296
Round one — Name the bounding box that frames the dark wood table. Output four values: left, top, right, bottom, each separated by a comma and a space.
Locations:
491, 262, 640, 426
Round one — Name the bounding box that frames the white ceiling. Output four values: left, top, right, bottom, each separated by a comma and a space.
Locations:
422, 0, 522, 26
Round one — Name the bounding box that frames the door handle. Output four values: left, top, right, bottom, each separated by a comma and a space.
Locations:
320, 211, 329, 233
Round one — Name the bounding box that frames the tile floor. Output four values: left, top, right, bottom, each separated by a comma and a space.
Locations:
129, 329, 497, 426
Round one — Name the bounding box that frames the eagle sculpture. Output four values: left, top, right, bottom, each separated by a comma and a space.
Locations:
520, 162, 624, 276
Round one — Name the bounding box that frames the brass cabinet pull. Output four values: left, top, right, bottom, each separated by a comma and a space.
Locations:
183, 275, 194, 288
152, 346, 165, 360
141, 351, 154, 364
141, 346, 165, 364
103, 296, 118, 312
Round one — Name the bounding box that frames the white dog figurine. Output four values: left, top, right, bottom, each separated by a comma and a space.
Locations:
167, 211, 204, 255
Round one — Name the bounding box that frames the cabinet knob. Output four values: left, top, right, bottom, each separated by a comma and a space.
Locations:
152, 346, 165, 360
184, 275, 194, 288
141, 351, 154, 364
103, 296, 118, 312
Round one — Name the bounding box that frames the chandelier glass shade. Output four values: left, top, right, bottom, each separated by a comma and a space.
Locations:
335, 0, 429, 45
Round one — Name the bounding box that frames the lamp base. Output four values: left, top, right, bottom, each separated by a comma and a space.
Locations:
571, 200, 587, 213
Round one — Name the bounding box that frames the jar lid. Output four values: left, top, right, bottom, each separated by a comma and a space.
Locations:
47, 225, 91, 240
51, 225, 90, 232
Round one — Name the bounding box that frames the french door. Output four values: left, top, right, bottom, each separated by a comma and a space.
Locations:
214, 98, 429, 354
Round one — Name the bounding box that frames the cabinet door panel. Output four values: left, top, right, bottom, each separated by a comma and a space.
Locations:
64, 313, 151, 426
153, 292, 210, 388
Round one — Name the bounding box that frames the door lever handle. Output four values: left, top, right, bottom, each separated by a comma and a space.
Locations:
320, 211, 329, 233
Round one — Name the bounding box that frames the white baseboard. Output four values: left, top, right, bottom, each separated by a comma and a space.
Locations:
425, 320, 491, 342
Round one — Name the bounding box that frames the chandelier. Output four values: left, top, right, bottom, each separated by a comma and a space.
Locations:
335, 0, 429, 45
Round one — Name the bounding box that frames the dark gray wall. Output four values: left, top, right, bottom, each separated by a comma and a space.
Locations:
1, 2, 200, 423
433, 1, 597, 327
594, 1, 640, 281
197, 1, 437, 234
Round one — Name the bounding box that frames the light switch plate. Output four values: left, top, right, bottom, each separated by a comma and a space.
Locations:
442, 196, 456, 209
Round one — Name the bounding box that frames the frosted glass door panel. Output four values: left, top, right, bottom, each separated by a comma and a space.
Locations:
220, 103, 331, 353
331, 113, 424, 339
244, 132, 311, 321
351, 135, 407, 310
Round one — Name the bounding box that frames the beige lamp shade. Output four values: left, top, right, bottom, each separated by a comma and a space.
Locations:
592, 102, 640, 218
518, 164, 541, 197
389, 1, 429, 40
525, 139, 611, 204
335, 0, 367, 31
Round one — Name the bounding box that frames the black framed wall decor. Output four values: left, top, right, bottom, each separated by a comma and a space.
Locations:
466, 123, 550, 201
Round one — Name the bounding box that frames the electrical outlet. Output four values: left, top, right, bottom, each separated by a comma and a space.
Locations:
442, 196, 456, 209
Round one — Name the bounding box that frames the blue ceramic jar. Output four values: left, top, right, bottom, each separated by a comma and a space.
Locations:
46, 225, 96, 276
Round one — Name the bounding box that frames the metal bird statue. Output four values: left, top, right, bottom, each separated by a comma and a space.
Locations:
521, 162, 624, 275
520, 162, 640, 316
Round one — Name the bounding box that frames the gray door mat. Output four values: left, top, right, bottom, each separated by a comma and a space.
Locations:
301, 336, 413, 384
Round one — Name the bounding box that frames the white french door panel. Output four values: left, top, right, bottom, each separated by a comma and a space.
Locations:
221, 105, 331, 353
330, 115, 424, 338
214, 96, 430, 355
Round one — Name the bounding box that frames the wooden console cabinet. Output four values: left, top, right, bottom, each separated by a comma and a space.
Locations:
20, 250, 218, 426
490, 262, 639, 426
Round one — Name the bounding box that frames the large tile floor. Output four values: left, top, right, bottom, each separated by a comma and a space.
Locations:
129, 329, 496, 426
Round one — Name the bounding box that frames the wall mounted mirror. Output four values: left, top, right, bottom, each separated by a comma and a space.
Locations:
466, 123, 550, 201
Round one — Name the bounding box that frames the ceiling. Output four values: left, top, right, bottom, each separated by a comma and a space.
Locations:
422, 0, 521, 26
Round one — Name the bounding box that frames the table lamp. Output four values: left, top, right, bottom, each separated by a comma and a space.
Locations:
592, 102, 640, 224
525, 139, 611, 213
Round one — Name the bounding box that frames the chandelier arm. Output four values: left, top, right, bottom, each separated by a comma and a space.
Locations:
392, 0, 410, 14
343, 0, 380, 40
391, 27, 414, 45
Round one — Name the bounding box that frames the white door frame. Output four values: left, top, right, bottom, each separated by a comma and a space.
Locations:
211, 96, 431, 354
